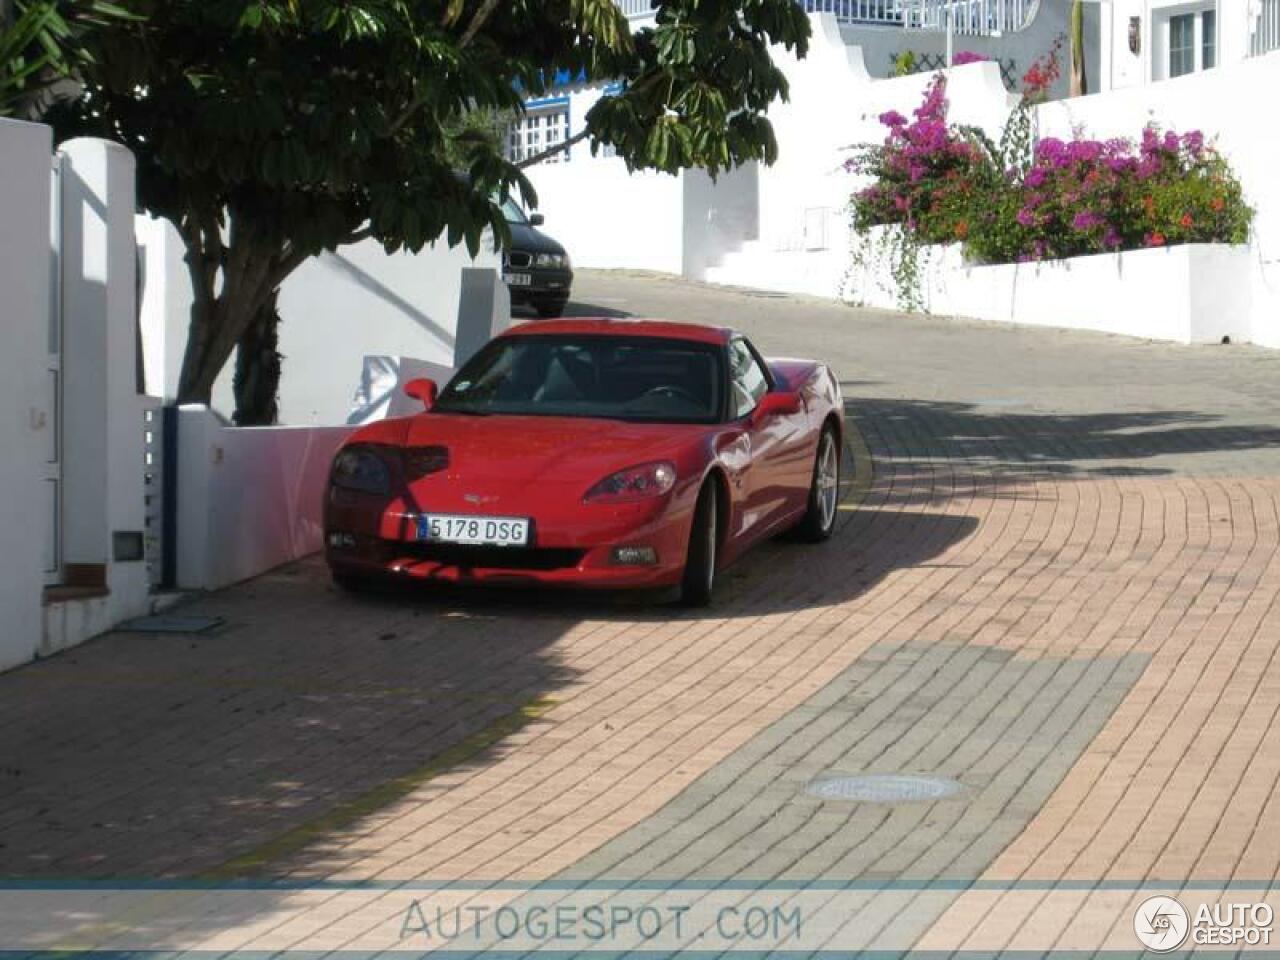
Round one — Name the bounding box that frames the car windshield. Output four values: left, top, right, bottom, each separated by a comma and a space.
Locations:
500, 197, 528, 224
435, 335, 724, 424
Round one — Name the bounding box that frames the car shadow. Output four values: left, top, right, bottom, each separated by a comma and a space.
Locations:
511, 298, 634, 320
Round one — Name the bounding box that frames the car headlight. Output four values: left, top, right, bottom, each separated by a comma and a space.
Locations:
584, 461, 676, 504
535, 252, 570, 269
331, 445, 392, 495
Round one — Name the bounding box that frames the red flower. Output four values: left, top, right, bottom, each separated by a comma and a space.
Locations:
1211, 196, 1225, 212
954, 220, 970, 240
1148, 232, 1167, 247
1180, 213, 1194, 228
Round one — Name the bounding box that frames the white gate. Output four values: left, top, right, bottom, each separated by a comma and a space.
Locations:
43, 155, 63, 587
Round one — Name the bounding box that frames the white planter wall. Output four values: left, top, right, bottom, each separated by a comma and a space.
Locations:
174, 408, 355, 591
850, 236, 1254, 345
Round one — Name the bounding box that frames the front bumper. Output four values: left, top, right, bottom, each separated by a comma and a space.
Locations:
325, 489, 690, 590
505, 267, 573, 304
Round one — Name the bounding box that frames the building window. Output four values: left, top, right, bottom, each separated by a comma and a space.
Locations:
1161, 6, 1218, 80
506, 106, 570, 164
1169, 13, 1195, 77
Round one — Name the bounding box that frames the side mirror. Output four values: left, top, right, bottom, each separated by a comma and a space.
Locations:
752, 390, 801, 424
404, 377, 438, 411
529, 212, 545, 226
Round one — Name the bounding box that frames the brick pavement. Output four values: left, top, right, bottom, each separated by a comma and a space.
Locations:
5, 271, 1280, 951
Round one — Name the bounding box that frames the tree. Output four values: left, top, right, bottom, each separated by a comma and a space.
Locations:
0, 0, 131, 119
49, 0, 811, 414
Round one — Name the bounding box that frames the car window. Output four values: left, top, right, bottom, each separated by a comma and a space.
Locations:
499, 196, 528, 224
435, 335, 724, 424
728, 339, 769, 419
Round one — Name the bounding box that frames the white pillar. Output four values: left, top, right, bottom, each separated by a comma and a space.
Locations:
58, 138, 150, 616
0, 118, 53, 670
454, 268, 512, 367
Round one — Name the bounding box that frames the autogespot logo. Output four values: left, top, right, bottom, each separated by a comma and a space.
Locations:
1134, 895, 1190, 952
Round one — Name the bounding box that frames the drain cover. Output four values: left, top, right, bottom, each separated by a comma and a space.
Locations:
806, 774, 964, 804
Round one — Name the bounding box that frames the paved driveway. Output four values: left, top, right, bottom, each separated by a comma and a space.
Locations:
6, 271, 1280, 948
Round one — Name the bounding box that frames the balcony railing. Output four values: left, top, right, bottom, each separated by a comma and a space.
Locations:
1252, 0, 1280, 57
617, 0, 1035, 35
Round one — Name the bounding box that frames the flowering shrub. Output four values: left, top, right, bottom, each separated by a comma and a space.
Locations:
964, 127, 1252, 263
1021, 36, 1064, 103
952, 51, 989, 66
849, 75, 1253, 295
846, 76, 987, 247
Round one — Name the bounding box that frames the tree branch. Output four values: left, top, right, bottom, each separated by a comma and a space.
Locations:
516, 127, 592, 168
458, 0, 502, 49
389, 0, 503, 136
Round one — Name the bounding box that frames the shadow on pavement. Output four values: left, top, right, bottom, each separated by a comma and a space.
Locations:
846, 391, 1280, 509
0, 477, 973, 886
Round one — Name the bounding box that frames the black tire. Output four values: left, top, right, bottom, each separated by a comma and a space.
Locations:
795, 425, 840, 543
535, 299, 568, 319
679, 484, 718, 607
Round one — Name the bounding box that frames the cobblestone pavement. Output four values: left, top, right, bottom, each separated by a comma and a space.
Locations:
6, 272, 1280, 949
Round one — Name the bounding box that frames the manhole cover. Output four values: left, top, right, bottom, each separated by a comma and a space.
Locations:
806, 774, 965, 804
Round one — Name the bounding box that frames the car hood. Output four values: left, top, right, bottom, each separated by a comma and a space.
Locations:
506, 220, 566, 256
402, 413, 698, 488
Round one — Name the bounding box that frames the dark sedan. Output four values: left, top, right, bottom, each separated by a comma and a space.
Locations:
501, 197, 573, 318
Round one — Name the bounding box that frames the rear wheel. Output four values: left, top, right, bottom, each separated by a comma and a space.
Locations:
679, 484, 718, 607
795, 425, 840, 542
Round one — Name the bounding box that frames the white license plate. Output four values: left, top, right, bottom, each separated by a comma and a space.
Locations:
416, 514, 530, 546
504, 272, 532, 286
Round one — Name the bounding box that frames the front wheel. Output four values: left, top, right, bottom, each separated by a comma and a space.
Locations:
795, 426, 840, 542
679, 484, 718, 607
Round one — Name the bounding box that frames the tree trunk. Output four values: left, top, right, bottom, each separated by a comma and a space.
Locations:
231, 292, 282, 426
174, 217, 299, 408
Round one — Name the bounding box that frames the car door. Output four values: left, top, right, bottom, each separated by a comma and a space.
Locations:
726, 337, 807, 544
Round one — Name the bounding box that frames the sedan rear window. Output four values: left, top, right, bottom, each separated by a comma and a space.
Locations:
435, 335, 724, 424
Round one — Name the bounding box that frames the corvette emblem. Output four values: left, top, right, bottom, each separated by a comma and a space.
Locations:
463, 493, 496, 505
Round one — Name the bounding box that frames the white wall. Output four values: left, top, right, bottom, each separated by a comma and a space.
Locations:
705, 21, 1280, 349
0, 118, 53, 671
523, 160, 686, 275
174, 408, 354, 590
835, 2, 1101, 96
139, 217, 501, 425
1037, 49, 1280, 346
1102, 1, 1253, 92
849, 234, 1253, 344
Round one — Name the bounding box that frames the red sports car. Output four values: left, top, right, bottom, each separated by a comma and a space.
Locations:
324, 318, 844, 605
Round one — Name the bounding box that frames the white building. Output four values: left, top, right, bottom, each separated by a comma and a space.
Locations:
514, 1, 1280, 347
1101, 0, 1280, 89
